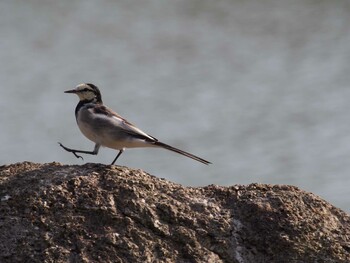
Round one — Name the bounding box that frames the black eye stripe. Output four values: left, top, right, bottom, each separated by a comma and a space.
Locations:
78, 88, 93, 92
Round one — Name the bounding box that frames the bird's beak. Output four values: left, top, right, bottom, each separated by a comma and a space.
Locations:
64, 89, 77, 94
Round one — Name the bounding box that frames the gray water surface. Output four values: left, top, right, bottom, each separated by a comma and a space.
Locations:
1, 0, 350, 212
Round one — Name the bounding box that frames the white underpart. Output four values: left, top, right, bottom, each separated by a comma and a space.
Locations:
76, 106, 156, 150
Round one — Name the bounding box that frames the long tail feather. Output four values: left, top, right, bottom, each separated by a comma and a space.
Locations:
154, 141, 211, 165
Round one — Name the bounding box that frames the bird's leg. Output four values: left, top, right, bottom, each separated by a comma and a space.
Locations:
111, 149, 124, 165
58, 143, 100, 160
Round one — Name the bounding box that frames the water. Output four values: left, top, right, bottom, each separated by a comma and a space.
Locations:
1, 0, 350, 212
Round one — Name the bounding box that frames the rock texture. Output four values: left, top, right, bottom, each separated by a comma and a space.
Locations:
0, 162, 349, 263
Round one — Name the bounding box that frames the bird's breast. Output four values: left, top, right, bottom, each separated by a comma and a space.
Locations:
75, 105, 154, 150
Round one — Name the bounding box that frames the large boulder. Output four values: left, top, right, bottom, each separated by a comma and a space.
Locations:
0, 162, 349, 262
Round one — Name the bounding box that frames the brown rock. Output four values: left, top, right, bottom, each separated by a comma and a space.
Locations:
0, 162, 349, 262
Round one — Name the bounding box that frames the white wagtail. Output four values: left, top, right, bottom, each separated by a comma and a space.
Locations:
59, 83, 211, 165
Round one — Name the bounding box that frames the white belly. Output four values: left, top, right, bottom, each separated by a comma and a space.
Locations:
77, 115, 154, 150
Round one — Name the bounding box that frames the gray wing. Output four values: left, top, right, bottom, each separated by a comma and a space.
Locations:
85, 104, 158, 142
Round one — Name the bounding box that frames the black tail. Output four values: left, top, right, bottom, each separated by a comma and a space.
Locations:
154, 141, 211, 165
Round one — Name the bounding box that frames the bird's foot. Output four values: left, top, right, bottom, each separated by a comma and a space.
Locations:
58, 142, 84, 160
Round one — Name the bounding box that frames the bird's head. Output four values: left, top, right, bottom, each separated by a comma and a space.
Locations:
65, 83, 102, 103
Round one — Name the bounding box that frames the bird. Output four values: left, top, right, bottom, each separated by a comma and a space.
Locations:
59, 83, 211, 165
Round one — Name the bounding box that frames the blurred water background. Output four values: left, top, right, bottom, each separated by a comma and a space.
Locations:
1, 0, 350, 212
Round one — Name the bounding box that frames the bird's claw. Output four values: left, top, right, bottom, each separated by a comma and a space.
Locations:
58, 142, 84, 160
72, 152, 84, 160
58, 142, 66, 150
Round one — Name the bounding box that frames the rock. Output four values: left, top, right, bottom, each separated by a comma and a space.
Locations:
0, 162, 349, 263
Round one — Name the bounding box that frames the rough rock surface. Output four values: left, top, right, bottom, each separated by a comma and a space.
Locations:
0, 162, 349, 263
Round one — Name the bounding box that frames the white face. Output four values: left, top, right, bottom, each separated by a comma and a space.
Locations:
74, 83, 96, 101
